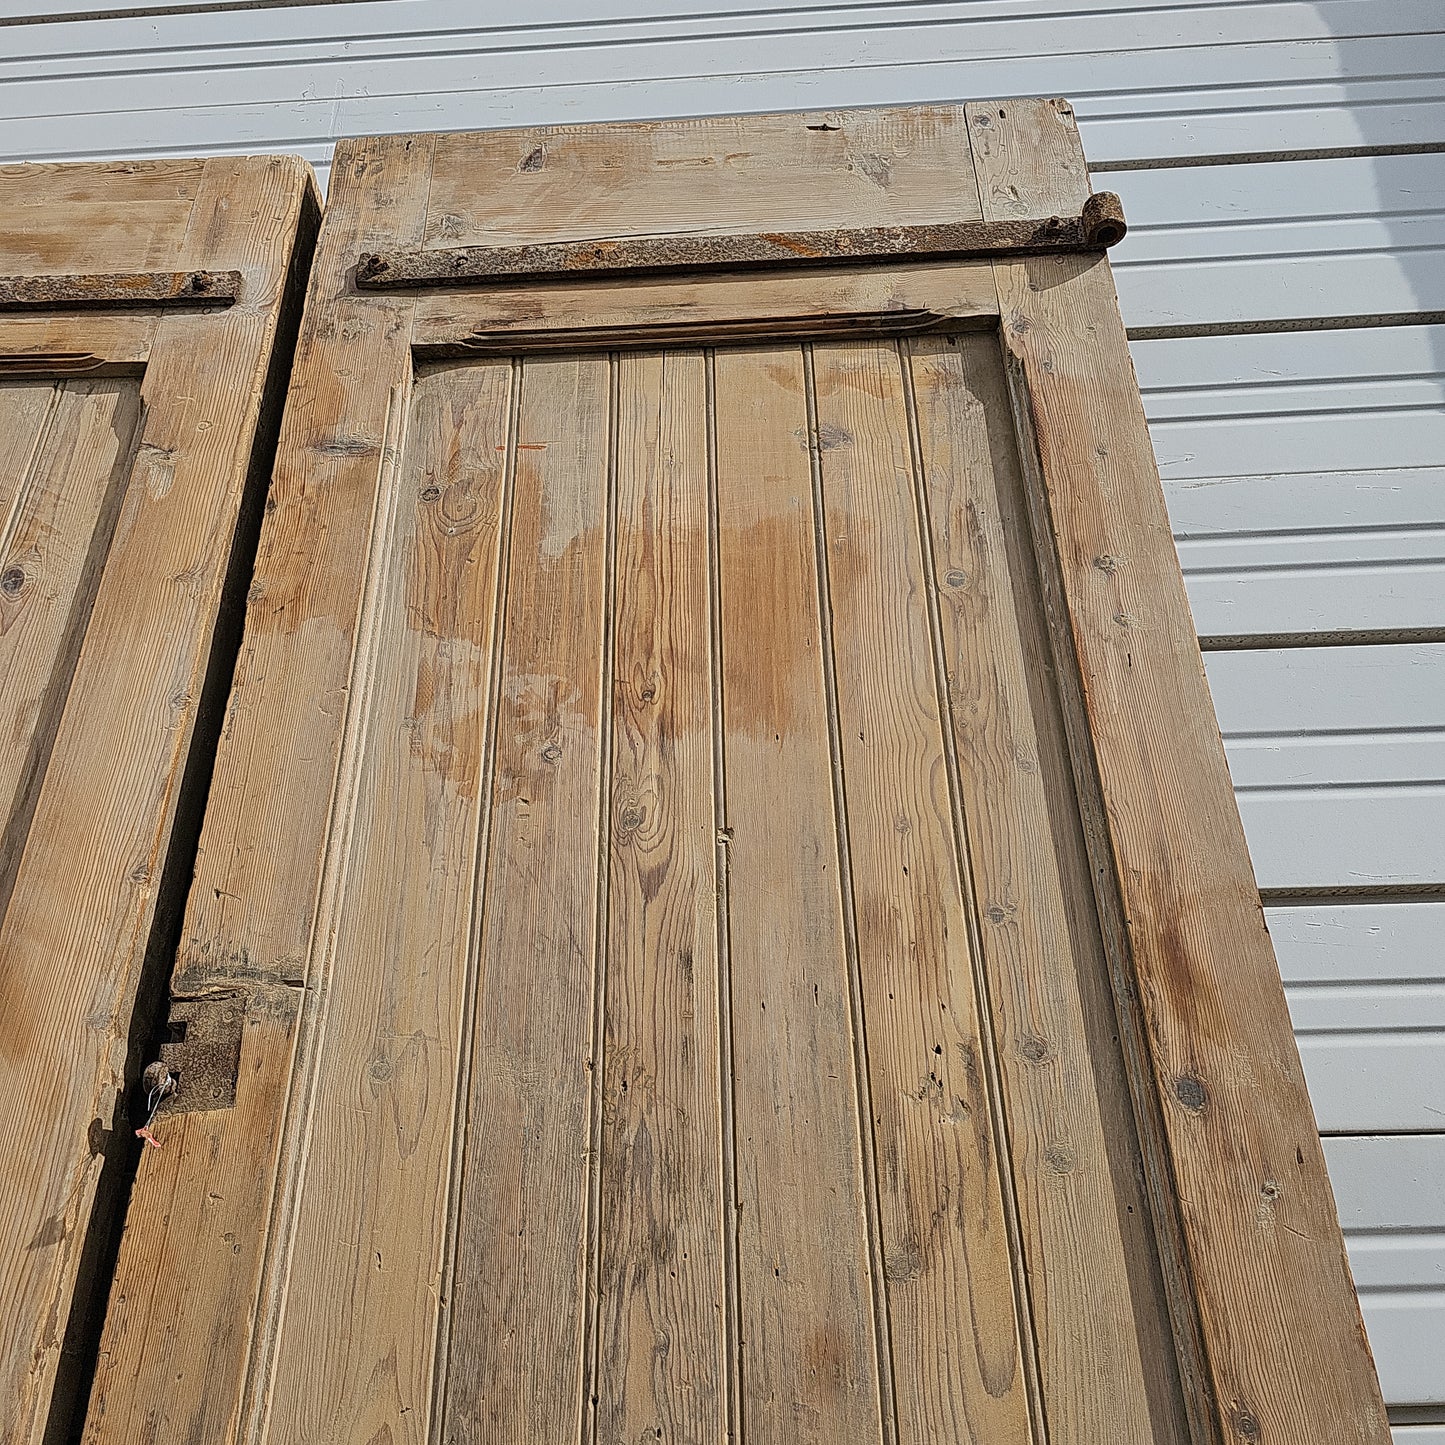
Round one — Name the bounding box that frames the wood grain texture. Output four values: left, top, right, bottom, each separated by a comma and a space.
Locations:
0, 313, 157, 371
713, 344, 886, 1445
972, 95, 1389, 1444
439, 354, 613, 1444
79, 103, 1389, 1445
424, 107, 983, 249
592, 349, 726, 1443
808, 337, 1033, 1444
906, 331, 1189, 1443
0, 153, 315, 1445
412, 260, 998, 356
0, 378, 143, 878
255, 359, 511, 1445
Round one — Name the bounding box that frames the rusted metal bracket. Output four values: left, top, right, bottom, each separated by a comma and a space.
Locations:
153, 996, 245, 1114
0, 270, 241, 312
356, 192, 1127, 290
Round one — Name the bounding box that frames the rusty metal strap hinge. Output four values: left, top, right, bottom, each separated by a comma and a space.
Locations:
355, 192, 1127, 291
0, 270, 241, 312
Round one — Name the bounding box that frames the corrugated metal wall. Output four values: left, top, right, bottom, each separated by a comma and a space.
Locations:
2, 0, 1440, 1427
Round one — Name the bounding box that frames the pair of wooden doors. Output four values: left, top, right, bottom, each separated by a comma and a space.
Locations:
1, 103, 1387, 1444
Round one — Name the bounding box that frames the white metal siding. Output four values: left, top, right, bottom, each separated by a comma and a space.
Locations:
1, 0, 1440, 1421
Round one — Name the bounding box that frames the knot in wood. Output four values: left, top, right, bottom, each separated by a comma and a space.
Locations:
1174, 1073, 1208, 1114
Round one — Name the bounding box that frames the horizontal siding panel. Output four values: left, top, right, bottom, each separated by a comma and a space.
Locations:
1326, 1136, 1445, 1407
3, 0, 1432, 69
1206, 646, 1445, 891
1166, 464, 1444, 641
1140, 328, 1445, 640
1268, 901, 1445, 985
1142, 329, 1445, 480
0, 9, 1436, 178
1300, 1032, 1445, 1134
1112, 154, 1445, 330
1275, 900, 1445, 1138
0, 0, 1421, 29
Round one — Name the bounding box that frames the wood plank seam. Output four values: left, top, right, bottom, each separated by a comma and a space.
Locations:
426, 354, 523, 1439
580, 349, 622, 1445
703, 345, 744, 1445
802, 338, 901, 1445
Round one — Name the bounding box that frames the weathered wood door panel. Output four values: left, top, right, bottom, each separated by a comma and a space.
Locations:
0, 158, 317, 1444
86, 106, 1387, 1445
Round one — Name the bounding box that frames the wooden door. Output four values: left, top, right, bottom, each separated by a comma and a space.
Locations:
0, 157, 318, 1444
83, 104, 1387, 1445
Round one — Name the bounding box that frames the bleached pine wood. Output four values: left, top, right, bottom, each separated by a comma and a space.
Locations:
411, 259, 999, 355
906, 331, 1190, 1441
85, 103, 1387, 1445
594, 349, 726, 1440
0, 154, 315, 1445
82, 139, 425, 1445
0, 379, 143, 859
437, 354, 614, 1442
809, 336, 1033, 1442
712, 343, 886, 1443
973, 96, 1388, 1444
423, 107, 983, 248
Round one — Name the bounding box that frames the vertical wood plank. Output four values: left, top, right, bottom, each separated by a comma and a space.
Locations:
440, 354, 612, 1445
713, 344, 885, 1445
253, 360, 511, 1444
808, 337, 1034, 1445
970, 95, 1390, 1445
907, 332, 1189, 1443
592, 349, 727, 1442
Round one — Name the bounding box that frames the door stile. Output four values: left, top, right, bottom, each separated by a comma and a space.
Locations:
970, 97, 1390, 1445
82, 136, 435, 1445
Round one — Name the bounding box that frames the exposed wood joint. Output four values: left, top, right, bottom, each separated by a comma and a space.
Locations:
0, 269, 240, 312
357, 192, 1127, 290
